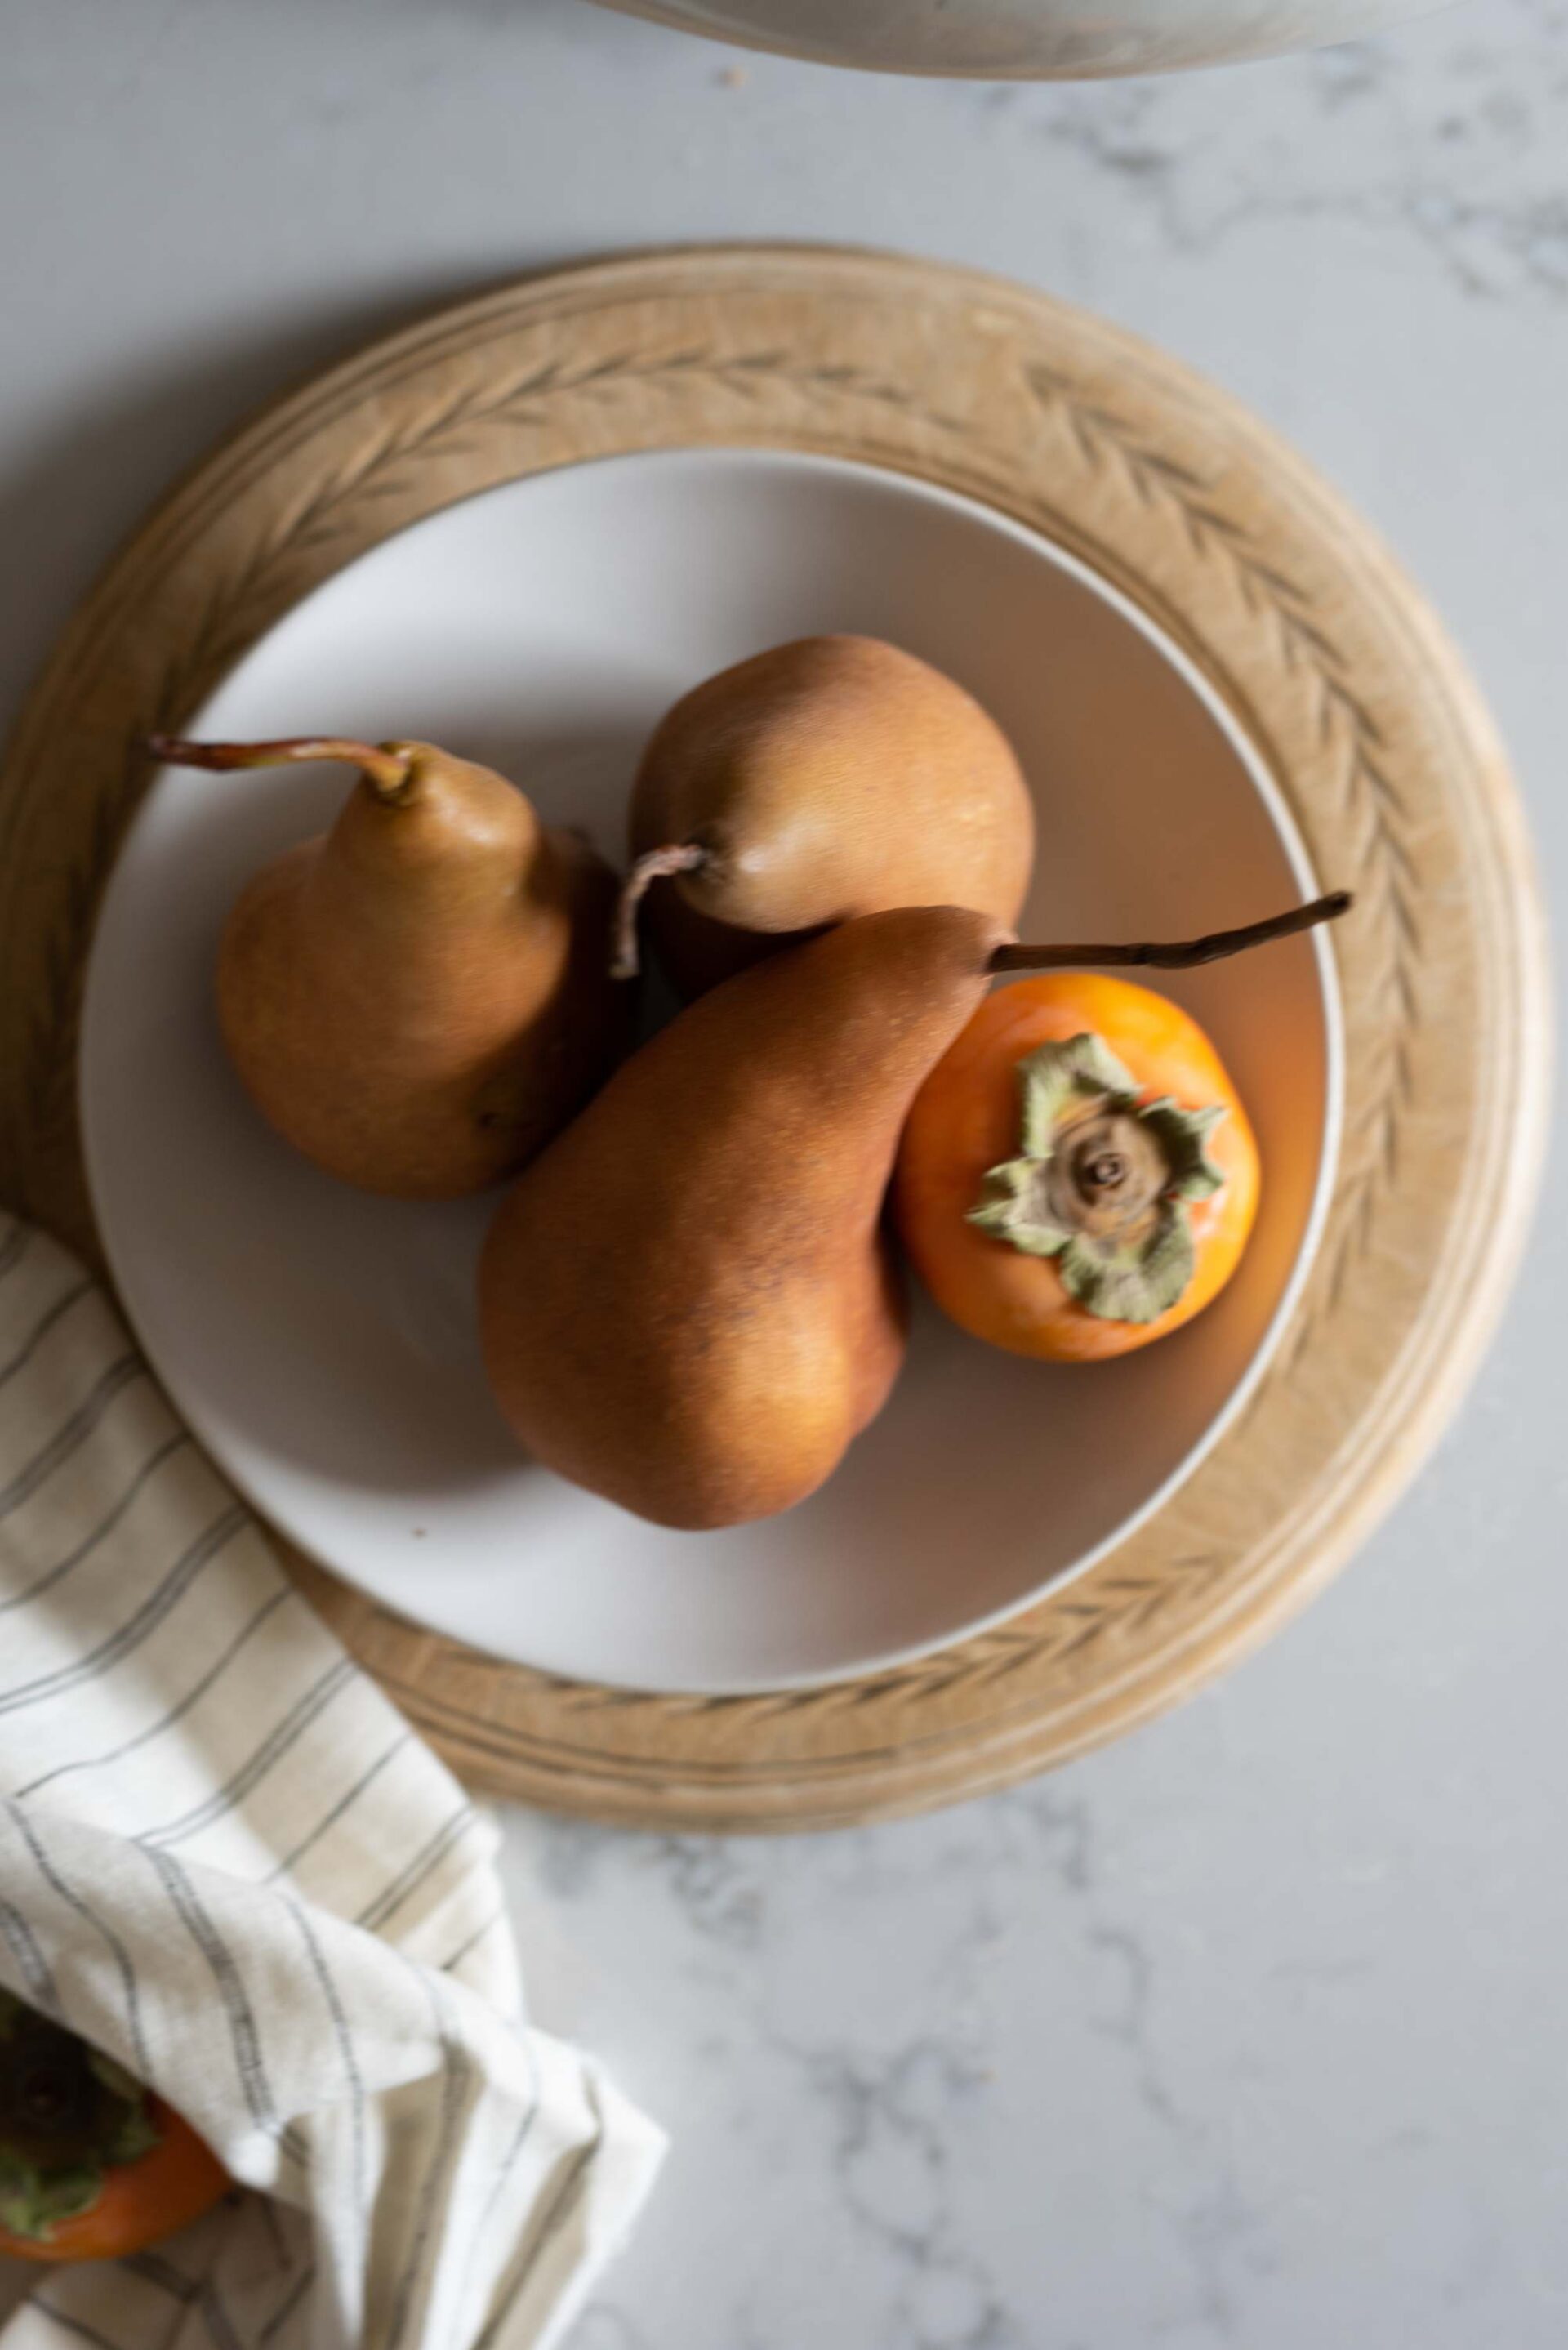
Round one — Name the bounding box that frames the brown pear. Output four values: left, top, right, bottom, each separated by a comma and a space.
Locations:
619, 635, 1035, 994
479, 886, 1352, 1530
149, 734, 626, 1198
480, 906, 1013, 1530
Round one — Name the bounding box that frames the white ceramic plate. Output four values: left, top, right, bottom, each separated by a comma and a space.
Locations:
81, 447, 1341, 1692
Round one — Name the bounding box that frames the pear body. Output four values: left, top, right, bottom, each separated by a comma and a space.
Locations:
630, 635, 1035, 996
479, 905, 1008, 1530
212, 743, 624, 1197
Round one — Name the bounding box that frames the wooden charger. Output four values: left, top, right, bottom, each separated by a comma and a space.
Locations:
0, 249, 1547, 1829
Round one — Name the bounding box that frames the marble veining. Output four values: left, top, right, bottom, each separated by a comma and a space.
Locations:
500, 1752, 1443, 2347
969, 9, 1568, 301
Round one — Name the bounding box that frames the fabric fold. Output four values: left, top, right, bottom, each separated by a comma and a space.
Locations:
0, 1213, 664, 2349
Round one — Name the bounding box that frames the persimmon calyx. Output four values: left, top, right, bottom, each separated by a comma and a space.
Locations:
967, 1032, 1227, 1325
0, 1990, 160, 2241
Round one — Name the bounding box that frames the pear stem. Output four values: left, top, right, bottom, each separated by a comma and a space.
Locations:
990, 890, 1351, 974
612, 842, 710, 982
147, 734, 412, 800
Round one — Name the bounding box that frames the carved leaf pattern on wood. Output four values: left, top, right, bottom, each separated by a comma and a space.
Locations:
360, 1551, 1232, 1723
1024, 363, 1419, 1353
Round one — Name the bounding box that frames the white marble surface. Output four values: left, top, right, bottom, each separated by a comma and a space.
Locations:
2, 2, 1567, 2342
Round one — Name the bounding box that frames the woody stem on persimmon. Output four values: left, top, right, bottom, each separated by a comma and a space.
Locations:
989, 890, 1352, 974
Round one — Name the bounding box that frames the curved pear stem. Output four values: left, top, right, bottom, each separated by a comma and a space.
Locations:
611, 842, 710, 982
990, 890, 1352, 974
147, 734, 412, 801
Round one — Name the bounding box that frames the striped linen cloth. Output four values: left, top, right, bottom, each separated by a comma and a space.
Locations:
0, 1212, 665, 2349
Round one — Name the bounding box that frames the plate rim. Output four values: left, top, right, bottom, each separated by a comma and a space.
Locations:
74, 439, 1347, 1695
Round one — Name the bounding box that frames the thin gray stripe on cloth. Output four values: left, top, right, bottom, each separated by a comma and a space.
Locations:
262, 1728, 412, 1887
465, 2053, 544, 2292
122, 2253, 199, 2304
357, 1804, 479, 1933
386, 1924, 542, 2266
0, 1275, 92, 1389
6, 1800, 154, 2080
0, 1352, 145, 1523
198, 2281, 244, 2350
0, 1221, 28, 1282
384, 1973, 474, 2350
0, 1888, 62, 2014
442, 1905, 508, 1978
0, 1429, 193, 1618
257, 2265, 316, 2347
0, 1504, 248, 1715
138, 1655, 357, 1850
15, 1584, 296, 1801
27, 2305, 123, 2350
474, 2118, 606, 2350
281, 1895, 369, 2223
254, 2189, 293, 2270
144, 1846, 277, 2129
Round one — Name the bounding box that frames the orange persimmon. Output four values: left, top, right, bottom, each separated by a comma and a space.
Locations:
0, 1994, 229, 2263
893, 971, 1259, 1362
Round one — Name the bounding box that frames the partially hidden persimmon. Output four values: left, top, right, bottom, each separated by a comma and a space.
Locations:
893, 972, 1259, 1362
0, 1991, 229, 2263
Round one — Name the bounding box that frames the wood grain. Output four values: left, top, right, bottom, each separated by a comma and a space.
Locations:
0, 247, 1548, 1830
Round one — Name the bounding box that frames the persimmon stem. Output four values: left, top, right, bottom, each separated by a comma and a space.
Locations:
990, 890, 1352, 974
147, 734, 412, 800
611, 842, 710, 981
